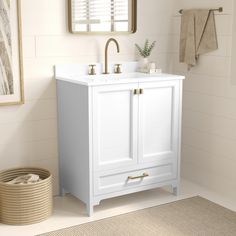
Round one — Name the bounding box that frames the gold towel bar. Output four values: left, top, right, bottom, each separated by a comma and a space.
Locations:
179, 7, 223, 14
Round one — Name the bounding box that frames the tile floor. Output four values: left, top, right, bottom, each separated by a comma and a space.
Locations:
0, 179, 235, 236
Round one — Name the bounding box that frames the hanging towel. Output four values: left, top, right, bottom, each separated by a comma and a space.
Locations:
179, 9, 218, 69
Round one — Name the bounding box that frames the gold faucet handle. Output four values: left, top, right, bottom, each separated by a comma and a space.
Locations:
114, 64, 122, 74
88, 64, 96, 75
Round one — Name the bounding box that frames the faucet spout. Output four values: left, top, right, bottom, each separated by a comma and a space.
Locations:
104, 38, 120, 74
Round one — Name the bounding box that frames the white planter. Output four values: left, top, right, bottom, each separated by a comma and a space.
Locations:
138, 57, 149, 70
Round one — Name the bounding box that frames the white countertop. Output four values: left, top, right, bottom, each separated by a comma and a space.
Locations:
55, 62, 185, 86
56, 72, 185, 86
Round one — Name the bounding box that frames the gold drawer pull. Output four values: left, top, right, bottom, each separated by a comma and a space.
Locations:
128, 173, 149, 180
140, 89, 144, 94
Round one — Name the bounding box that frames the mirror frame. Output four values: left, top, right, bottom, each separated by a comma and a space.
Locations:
68, 0, 137, 34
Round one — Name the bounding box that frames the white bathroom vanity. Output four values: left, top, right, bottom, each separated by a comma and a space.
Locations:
55, 63, 185, 216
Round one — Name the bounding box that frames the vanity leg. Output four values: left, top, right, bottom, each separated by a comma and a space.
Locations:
86, 203, 93, 217
172, 184, 180, 196
60, 187, 66, 197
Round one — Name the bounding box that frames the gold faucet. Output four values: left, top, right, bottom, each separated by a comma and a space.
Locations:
103, 38, 120, 74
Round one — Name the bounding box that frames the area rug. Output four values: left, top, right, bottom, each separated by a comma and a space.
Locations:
39, 196, 236, 236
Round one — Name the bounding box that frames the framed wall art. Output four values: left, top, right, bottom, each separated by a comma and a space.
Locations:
0, 0, 24, 106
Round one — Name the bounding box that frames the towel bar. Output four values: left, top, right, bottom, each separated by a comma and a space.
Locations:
179, 7, 223, 14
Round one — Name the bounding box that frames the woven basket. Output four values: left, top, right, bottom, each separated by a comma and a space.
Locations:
0, 167, 53, 225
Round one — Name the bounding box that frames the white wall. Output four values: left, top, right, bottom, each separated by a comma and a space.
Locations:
171, 0, 236, 199
0, 0, 177, 195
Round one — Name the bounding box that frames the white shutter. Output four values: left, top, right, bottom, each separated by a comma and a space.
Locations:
71, 0, 130, 32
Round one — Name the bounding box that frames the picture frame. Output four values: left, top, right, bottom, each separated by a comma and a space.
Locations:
0, 0, 24, 106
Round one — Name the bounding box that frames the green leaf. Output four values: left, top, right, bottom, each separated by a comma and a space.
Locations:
135, 39, 156, 58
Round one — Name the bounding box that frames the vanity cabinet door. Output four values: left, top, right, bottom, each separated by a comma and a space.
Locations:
93, 84, 139, 172
138, 81, 181, 168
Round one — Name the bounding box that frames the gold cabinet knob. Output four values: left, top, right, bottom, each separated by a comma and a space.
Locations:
133, 89, 140, 95
133, 89, 144, 95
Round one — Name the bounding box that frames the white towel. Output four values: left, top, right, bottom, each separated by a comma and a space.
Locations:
7, 174, 42, 184
179, 9, 218, 69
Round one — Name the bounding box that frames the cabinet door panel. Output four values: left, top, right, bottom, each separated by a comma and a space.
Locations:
93, 84, 138, 171
139, 81, 180, 165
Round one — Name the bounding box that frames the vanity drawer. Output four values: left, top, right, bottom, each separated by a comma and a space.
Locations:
94, 164, 176, 196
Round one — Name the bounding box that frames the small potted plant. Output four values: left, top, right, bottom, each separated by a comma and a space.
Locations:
135, 39, 156, 70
